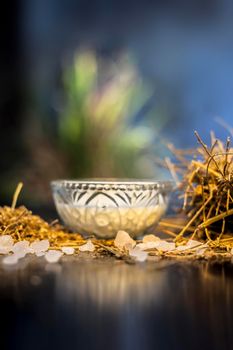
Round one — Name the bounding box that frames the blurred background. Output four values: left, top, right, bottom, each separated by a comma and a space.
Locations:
2, 0, 233, 207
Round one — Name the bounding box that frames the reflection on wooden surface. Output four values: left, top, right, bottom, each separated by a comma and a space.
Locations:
0, 257, 233, 350
55, 259, 167, 307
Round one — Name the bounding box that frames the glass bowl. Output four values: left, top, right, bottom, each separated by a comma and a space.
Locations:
51, 179, 174, 239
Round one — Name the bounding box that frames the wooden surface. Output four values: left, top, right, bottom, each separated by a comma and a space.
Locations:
0, 256, 233, 350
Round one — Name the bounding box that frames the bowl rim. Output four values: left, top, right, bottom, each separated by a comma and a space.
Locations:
51, 178, 175, 190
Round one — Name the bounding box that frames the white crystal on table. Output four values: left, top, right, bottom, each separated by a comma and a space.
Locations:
114, 231, 136, 250
187, 240, 202, 248
45, 250, 63, 263
155, 241, 176, 252
12, 241, 30, 258
79, 240, 95, 252
0, 235, 14, 254
129, 246, 148, 262
137, 241, 161, 250
176, 244, 189, 251
30, 240, 50, 254
61, 247, 75, 255
12, 240, 29, 251
177, 239, 204, 251
2, 254, 19, 265
142, 234, 160, 243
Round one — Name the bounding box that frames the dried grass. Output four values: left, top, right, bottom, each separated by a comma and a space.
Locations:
159, 130, 233, 254
0, 183, 115, 255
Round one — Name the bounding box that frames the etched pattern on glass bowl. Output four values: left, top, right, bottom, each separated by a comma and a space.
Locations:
51, 179, 174, 239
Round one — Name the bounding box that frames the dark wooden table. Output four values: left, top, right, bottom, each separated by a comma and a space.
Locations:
0, 255, 233, 350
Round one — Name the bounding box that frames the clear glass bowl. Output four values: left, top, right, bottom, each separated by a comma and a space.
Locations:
51, 179, 174, 239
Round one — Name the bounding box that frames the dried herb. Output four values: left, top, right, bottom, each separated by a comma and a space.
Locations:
0, 183, 115, 254
160, 130, 233, 253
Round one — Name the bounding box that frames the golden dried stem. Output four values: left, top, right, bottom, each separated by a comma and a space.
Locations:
191, 161, 220, 177
195, 130, 224, 176
11, 182, 23, 209
198, 208, 233, 229
175, 190, 213, 241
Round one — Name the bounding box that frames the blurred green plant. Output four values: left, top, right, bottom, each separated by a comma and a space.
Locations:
57, 50, 166, 178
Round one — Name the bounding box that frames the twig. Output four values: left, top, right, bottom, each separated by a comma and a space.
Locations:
11, 182, 23, 209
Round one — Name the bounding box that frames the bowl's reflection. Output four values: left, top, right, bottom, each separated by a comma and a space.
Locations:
1, 258, 233, 349
55, 259, 167, 308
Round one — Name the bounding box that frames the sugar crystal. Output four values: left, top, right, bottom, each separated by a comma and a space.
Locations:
114, 231, 136, 250
45, 250, 63, 263
61, 247, 75, 255
143, 234, 160, 243
12, 241, 30, 258
30, 239, 50, 254
155, 241, 176, 252
137, 241, 160, 250
0, 235, 14, 254
129, 246, 148, 262
79, 240, 95, 252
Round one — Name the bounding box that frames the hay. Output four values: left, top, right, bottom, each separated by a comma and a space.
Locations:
160, 131, 233, 253
0, 183, 116, 255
